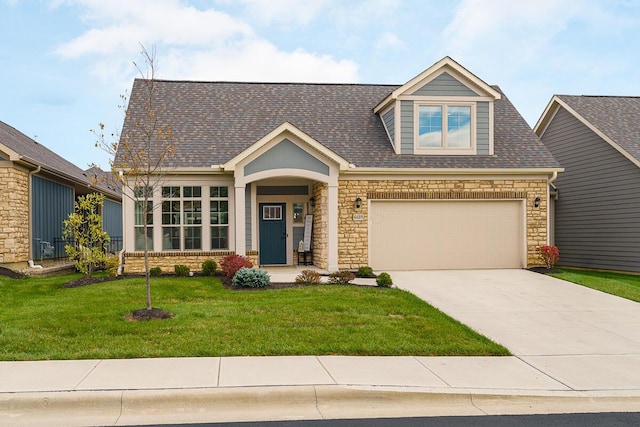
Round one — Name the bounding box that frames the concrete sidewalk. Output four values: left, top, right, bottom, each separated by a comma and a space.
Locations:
2, 355, 640, 426
3, 269, 640, 426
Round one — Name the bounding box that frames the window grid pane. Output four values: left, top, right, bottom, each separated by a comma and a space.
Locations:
184, 226, 202, 250
134, 227, 153, 251
162, 227, 180, 250
211, 226, 228, 250
447, 106, 471, 148
162, 201, 181, 225
418, 106, 443, 148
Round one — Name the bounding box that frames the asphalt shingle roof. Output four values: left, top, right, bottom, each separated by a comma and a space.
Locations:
0, 121, 119, 198
556, 95, 640, 163
118, 79, 559, 170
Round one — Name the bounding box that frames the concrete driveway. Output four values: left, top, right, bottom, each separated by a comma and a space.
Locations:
394, 269, 640, 390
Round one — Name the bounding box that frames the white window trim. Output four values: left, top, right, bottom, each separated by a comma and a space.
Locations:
413, 102, 477, 155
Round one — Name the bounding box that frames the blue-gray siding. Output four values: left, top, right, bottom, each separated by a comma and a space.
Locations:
245, 183, 252, 250
382, 107, 395, 145
400, 100, 414, 154
31, 176, 74, 259
245, 138, 329, 176
541, 107, 640, 272
411, 72, 478, 97
103, 199, 122, 240
477, 102, 490, 154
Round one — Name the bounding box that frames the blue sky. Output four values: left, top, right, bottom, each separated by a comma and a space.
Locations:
1, 0, 639, 169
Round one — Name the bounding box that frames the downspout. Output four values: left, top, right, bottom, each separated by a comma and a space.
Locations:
547, 171, 559, 247
117, 170, 125, 275
27, 165, 41, 264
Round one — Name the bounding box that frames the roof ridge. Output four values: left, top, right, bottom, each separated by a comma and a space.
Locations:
133, 78, 399, 87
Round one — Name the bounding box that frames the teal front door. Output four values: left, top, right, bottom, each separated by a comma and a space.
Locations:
259, 203, 287, 265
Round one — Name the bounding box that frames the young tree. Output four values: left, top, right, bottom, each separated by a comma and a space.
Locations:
93, 45, 176, 315
63, 193, 110, 278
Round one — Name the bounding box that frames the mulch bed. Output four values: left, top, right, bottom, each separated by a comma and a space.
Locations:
126, 307, 174, 321
529, 267, 561, 274
0, 267, 26, 279
61, 275, 124, 288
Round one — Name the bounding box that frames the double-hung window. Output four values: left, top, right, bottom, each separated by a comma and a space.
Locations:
161, 186, 202, 250
210, 186, 229, 250
134, 186, 153, 251
416, 103, 474, 154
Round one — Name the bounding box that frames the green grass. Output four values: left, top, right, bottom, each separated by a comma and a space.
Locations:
0, 273, 509, 360
550, 268, 640, 303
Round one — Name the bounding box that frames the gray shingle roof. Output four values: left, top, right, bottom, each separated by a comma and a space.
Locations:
556, 95, 640, 163
118, 79, 559, 170
0, 121, 119, 198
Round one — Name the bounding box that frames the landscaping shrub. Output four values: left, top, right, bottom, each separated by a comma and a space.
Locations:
104, 255, 120, 277
376, 272, 393, 287
232, 267, 271, 288
149, 267, 162, 277
221, 254, 253, 278
295, 269, 322, 285
201, 259, 218, 276
328, 271, 356, 285
174, 265, 190, 277
537, 245, 560, 269
357, 266, 375, 278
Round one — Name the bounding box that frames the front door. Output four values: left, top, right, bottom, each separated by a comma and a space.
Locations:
259, 203, 287, 265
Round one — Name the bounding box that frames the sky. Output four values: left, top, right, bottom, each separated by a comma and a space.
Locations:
1, 0, 639, 170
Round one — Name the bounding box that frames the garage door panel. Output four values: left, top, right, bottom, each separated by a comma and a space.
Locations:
370, 200, 523, 270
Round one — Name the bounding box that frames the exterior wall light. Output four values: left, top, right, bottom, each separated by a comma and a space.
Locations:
309, 197, 315, 208
534, 197, 541, 208
355, 197, 362, 209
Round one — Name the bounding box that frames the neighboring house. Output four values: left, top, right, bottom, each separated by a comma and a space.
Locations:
0, 121, 122, 269
535, 95, 640, 273
118, 56, 561, 273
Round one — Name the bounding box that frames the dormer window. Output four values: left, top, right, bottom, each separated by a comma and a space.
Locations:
415, 103, 475, 154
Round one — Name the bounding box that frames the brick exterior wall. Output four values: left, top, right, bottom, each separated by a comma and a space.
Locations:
0, 166, 30, 266
337, 178, 548, 269
124, 250, 259, 274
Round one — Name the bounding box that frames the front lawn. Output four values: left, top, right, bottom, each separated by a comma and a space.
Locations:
0, 274, 509, 360
550, 268, 640, 303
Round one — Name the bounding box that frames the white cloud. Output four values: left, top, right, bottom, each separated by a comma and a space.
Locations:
54, 0, 358, 84
375, 31, 405, 52
441, 0, 584, 68
231, 0, 332, 27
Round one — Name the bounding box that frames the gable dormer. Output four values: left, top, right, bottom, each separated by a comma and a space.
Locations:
375, 57, 501, 156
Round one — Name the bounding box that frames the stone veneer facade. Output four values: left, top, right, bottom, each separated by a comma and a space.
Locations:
0, 165, 30, 266
337, 178, 549, 270
124, 250, 259, 274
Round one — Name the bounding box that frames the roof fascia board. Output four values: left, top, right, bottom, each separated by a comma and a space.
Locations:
543, 97, 640, 170
533, 95, 561, 137
0, 142, 22, 161
223, 122, 350, 171
343, 167, 564, 176
374, 56, 501, 114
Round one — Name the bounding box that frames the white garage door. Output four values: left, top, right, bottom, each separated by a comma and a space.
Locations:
370, 200, 524, 270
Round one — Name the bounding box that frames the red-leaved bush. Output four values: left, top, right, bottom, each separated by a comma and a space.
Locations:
221, 254, 253, 278
537, 245, 560, 269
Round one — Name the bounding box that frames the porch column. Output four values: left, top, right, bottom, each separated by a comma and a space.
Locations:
234, 184, 246, 256
327, 183, 339, 271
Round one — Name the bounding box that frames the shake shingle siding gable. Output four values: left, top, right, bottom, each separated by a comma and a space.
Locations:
119, 79, 558, 170
541, 106, 640, 272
